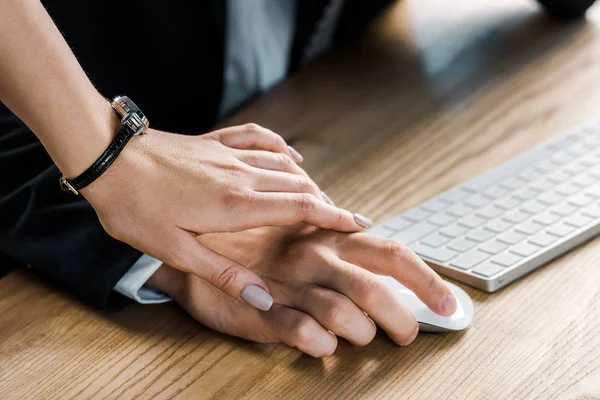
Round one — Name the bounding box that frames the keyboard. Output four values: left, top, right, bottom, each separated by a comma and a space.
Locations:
368, 119, 600, 292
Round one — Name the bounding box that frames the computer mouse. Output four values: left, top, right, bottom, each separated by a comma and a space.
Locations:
378, 275, 474, 332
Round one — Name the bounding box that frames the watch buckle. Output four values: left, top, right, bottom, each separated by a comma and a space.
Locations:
59, 175, 79, 195
122, 112, 148, 136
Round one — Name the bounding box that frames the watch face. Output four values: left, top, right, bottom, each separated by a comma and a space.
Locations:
111, 95, 149, 134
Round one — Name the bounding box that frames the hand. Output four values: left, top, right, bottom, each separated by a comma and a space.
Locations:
148, 225, 458, 358
83, 123, 371, 311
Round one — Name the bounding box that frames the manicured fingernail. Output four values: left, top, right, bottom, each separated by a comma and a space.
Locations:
288, 146, 304, 163
400, 326, 419, 346
241, 285, 274, 311
321, 192, 335, 206
354, 213, 373, 229
442, 293, 457, 315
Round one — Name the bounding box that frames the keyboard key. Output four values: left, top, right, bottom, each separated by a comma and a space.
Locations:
476, 205, 504, 219
563, 162, 587, 175
439, 224, 469, 238
402, 207, 432, 222
502, 210, 529, 224
485, 219, 513, 233
518, 169, 542, 182
428, 213, 455, 226
472, 261, 505, 277
533, 160, 556, 173
547, 171, 572, 184
392, 222, 437, 244
529, 232, 558, 247
464, 194, 490, 208
440, 188, 470, 203
510, 242, 540, 257
512, 188, 539, 200
494, 197, 522, 210
584, 184, 600, 198
447, 238, 478, 252
582, 205, 600, 219
483, 186, 507, 199
447, 204, 472, 217
458, 215, 486, 228
520, 201, 547, 215
572, 174, 596, 187
567, 193, 594, 207
497, 231, 526, 245
537, 192, 564, 205
528, 178, 554, 192
547, 222, 575, 237
479, 240, 509, 255
533, 212, 560, 226
550, 151, 572, 165
499, 177, 525, 191
449, 250, 489, 270
466, 229, 496, 243
410, 243, 458, 263
383, 215, 414, 231
421, 233, 452, 248
420, 198, 451, 212
551, 203, 578, 217
491, 252, 522, 267
556, 183, 580, 196
514, 221, 545, 235
367, 225, 397, 238
564, 214, 593, 228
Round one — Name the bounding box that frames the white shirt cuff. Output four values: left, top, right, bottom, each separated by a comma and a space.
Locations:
114, 254, 172, 304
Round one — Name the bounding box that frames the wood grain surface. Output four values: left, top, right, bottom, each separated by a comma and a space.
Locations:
2, 0, 600, 398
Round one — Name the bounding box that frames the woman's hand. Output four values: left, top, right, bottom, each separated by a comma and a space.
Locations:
83, 123, 371, 311
148, 225, 458, 358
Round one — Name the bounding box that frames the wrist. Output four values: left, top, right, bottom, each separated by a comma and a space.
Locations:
146, 264, 187, 302
52, 95, 121, 177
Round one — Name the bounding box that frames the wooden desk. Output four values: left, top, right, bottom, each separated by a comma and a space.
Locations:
2, 1, 600, 398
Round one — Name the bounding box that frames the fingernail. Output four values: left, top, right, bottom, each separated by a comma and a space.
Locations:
353, 213, 373, 229
321, 192, 335, 206
442, 293, 457, 315
241, 285, 274, 311
288, 146, 304, 163
400, 326, 419, 346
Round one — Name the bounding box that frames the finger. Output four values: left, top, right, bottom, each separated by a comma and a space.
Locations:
252, 169, 322, 198
315, 256, 419, 346
251, 192, 371, 232
237, 150, 307, 176
271, 281, 376, 346
211, 123, 302, 162
180, 274, 336, 357
168, 230, 274, 311
337, 233, 457, 316
267, 305, 338, 358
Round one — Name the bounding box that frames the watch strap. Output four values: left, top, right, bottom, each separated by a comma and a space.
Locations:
59, 122, 136, 195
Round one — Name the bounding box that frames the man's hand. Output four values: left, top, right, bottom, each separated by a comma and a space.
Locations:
148, 225, 457, 358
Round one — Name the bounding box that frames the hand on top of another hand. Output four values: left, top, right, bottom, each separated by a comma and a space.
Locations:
82, 123, 371, 311
148, 225, 457, 358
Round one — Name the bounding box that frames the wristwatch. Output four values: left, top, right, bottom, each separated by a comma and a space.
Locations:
59, 95, 149, 195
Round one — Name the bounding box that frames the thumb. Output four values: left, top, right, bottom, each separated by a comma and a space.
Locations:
169, 230, 274, 311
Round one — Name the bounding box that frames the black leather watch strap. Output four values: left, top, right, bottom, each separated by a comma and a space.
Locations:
59, 123, 136, 195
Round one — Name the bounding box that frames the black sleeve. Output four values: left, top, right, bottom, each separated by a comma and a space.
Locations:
0, 103, 142, 309
536, 0, 597, 19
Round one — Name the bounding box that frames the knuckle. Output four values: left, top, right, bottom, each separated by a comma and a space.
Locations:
290, 316, 317, 347
211, 264, 241, 291
387, 240, 411, 264
277, 153, 294, 170
355, 277, 383, 309
297, 193, 319, 215
243, 123, 262, 134
324, 297, 350, 327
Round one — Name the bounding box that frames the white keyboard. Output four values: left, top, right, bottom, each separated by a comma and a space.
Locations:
369, 119, 600, 292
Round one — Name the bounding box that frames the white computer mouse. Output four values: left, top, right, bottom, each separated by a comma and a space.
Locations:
378, 275, 474, 332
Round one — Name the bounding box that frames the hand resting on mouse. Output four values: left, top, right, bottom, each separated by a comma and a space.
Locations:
147, 224, 458, 358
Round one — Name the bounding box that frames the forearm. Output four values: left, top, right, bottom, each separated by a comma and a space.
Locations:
0, 0, 116, 176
